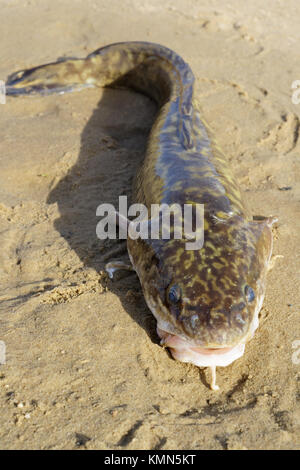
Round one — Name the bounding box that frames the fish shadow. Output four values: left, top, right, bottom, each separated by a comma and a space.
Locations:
47, 86, 159, 343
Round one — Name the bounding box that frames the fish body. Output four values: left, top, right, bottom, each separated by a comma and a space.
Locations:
6, 42, 277, 389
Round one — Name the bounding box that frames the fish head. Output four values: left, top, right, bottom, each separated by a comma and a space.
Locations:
127, 214, 276, 368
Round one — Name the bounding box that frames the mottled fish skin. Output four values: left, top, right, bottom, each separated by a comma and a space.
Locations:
6, 42, 276, 349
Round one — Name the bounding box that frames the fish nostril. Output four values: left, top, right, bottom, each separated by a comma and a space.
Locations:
230, 301, 246, 312
234, 313, 246, 326
190, 314, 200, 329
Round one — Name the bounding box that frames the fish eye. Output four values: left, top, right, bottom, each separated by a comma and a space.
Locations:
245, 285, 255, 302
167, 285, 181, 304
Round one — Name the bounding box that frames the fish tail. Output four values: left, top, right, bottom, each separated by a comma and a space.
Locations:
6, 57, 93, 95
5, 42, 194, 103
6, 41, 197, 150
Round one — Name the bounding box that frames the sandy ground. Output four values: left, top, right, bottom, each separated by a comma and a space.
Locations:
0, 0, 299, 450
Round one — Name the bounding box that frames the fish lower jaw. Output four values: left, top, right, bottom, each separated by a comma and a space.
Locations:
157, 326, 245, 368
169, 341, 245, 368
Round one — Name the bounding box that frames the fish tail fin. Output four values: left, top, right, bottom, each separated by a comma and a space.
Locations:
5, 57, 95, 96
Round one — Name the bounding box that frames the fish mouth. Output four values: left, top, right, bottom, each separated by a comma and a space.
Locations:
157, 327, 246, 368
